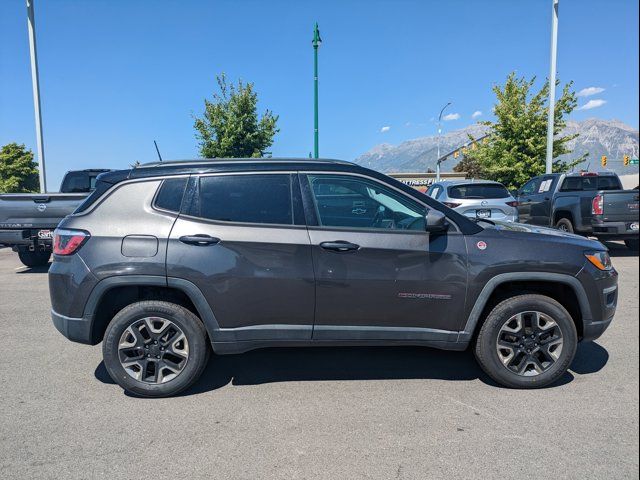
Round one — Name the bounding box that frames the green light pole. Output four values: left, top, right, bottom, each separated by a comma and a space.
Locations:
312, 23, 322, 158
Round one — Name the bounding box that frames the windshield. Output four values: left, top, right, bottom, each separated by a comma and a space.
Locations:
448, 183, 510, 199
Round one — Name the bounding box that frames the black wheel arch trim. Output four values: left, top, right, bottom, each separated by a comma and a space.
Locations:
82, 275, 223, 343
458, 272, 593, 343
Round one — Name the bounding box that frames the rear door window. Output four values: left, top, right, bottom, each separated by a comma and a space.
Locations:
448, 183, 510, 199
191, 174, 293, 225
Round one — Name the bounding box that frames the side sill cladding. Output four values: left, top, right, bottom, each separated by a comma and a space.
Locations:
457, 272, 593, 343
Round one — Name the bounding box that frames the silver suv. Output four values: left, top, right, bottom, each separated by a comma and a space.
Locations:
427, 180, 518, 222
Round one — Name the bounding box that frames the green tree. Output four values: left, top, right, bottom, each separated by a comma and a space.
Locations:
455, 73, 584, 190
0, 143, 39, 193
194, 73, 279, 158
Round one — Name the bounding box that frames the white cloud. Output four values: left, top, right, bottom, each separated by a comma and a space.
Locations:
577, 99, 607, 110
380, 126, 391, 133
471, 110, 482, 119
577, 86, 605, 97
442, 113, 460, 121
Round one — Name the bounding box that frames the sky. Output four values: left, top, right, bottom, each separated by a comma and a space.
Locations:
1, 0, 638, 188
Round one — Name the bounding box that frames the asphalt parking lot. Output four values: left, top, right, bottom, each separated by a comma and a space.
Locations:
0, 245, 638, 479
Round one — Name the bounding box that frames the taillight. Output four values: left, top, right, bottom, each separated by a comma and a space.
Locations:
506, 201, 519, 207
53, 229, 90, 255
592, 194, 603, 215
443, 202, 462, 208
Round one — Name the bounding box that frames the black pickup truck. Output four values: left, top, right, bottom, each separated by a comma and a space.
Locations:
515, 171, 639, 250
0, 169, 110, 267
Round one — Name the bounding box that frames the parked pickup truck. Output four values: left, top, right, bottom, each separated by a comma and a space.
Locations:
0, 169, 110, 267
515, 171, 639, 251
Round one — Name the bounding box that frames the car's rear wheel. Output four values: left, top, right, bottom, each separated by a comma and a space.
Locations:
102, 301, 209, 397
625, 239, 639, 251
474, 294, 577, 388
18, 250, 51, 267
555, 217, 574, 233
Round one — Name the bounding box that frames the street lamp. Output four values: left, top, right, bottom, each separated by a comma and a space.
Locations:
545, 0, 559, 174
436, 102, 451, 181
26, 0, 47, 192
312, 23, 322, 159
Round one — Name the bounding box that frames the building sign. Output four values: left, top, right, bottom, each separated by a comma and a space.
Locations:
388, 172, 468, 193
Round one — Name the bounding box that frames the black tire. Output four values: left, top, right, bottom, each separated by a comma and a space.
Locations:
474, 294, 577, 389
102, 301, 210, 397
18, 250, 51, 267
554, 217, 574, 234
624, 239, 639, 251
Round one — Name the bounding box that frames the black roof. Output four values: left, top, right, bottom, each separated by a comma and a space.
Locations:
98, 158, 368, 185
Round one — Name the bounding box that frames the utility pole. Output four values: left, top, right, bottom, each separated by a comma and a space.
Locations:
545, 0, 559, 174
436, 102, 451, 181
312, 23, 322, 159
26, 0, 47, 192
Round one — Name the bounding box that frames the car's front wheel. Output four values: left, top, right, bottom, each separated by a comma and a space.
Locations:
474, 294, 577, 388
102, 301, 210, 397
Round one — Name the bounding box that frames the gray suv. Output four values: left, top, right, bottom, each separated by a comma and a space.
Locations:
49, 159, 618, 397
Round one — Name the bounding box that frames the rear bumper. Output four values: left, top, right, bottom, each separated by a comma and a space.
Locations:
0, 229, 53, 248
51, 309, 94, 345
591, 220, 639, 240
0, 229, 30, 246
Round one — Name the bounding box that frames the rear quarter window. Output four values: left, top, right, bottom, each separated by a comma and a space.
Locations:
154, 177, 188, 213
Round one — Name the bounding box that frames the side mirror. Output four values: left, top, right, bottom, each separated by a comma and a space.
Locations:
425, 209, 449, 233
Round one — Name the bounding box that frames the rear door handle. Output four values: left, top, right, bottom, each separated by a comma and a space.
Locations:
179, 234, 220, 246
319, 241, 360, 252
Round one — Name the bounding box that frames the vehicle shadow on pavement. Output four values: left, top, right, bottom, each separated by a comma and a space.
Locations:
94, 341, 608, 396
15, 263, 51, 274
604, 241, 638, 258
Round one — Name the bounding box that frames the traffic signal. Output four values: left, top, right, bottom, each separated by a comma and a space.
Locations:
624, 155, 630, 166
601, 155, 607, 167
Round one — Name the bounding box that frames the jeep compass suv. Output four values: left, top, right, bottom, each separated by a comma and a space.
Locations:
49, 159, 618, 397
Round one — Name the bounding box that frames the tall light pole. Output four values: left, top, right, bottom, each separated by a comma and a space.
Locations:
312, 23, 322, 159
545, 0, 559, 174
436, 102, 451, 181
26, 0, 47, 193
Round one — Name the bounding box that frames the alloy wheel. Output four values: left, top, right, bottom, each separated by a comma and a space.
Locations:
118, 317, 189, 384
495, 311, 564, 376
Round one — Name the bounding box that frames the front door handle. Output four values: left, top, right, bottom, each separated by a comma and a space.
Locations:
319, 240, 360, 252
179, 234, 220, 246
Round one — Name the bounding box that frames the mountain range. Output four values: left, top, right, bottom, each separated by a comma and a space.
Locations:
355, 118, 639, 175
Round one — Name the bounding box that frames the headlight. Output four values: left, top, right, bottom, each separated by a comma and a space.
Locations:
584, 251, 612, 271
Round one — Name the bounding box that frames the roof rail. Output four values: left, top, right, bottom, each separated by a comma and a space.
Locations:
139, 157, 355, 168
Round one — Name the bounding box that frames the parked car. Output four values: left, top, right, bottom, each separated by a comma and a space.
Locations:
49, 158, 617, 397
515, 171, 639, 250
426, 180, 518, 222
0, 169, 111, 267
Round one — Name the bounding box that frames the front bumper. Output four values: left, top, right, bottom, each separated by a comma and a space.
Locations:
51, 309, 93, 345
576, 263, 618, 342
